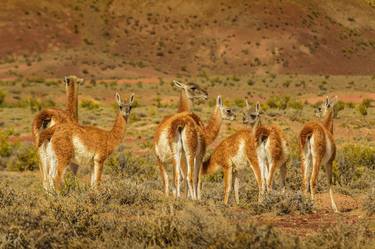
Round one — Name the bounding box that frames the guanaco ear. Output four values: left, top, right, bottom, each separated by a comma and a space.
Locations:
330, 96, 338, 106
325, 96, 330, 106
78, 78, 84, 85
115, 92, 122, 106
245, 98, 251, 109
129, 93, 135, 105
173, 80, 185, 89
217, 95, 223, 107
64, 76, 69, 85
255, 102, 261, 114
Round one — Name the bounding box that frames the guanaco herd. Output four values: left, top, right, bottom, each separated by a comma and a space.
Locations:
32, 76, 339, 213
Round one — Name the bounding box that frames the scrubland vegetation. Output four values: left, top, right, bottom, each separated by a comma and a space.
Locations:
0, 74, 374, 248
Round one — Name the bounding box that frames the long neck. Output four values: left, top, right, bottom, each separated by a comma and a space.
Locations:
177, 90, 192, 113
203, 106, 222, 145
66, 83, 79, 121
322, 109, 334, 134
110, 112, 127, 146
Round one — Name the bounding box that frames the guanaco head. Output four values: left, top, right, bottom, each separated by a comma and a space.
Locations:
173, 80, 208, 101
242, 100, 262, 126
116, 92, 135, 121
315, 96, 338, 117
217, 96, 236, 121
64, 75, 84, 88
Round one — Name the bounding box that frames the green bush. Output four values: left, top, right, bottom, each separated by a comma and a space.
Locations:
334, 100, 345, 115
234, 98, 245, 108
80, 99, 100, 110
287, 99, 303, 110
6, 144, 38, 172
266, 96, 290, 110
357, 103, 368, 116
336, 144, 375, 188
0, 90, 5, 106
362, 98, 372, 108
0, 130, 15, 158
28, 97, 42, 113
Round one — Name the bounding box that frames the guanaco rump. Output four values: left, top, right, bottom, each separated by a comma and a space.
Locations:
299, 96, 339, 212
154, 96, 235, 199
38, 93, 135, 192
242, 101, 289, 193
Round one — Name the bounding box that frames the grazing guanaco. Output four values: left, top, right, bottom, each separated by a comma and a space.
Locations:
39, 93, 134, 192
299, 96, 339, 212
242, 101, 289, 193
32, 76, 83, 146
154, 96, 235, 199
201, 128, 262, 205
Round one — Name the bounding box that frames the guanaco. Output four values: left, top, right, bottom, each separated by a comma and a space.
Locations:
299, 96, 339, 212
154, 96, 235, 199
242, 101, 289, 193
33, 76, 83, 182
38, 93, 134, 192
201, 128, 262, 205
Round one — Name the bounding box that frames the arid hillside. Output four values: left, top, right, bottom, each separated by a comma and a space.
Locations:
1, 0, 375, 79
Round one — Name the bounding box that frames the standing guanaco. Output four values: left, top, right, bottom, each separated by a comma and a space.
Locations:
242, 101, 289, 193
154, 96, 235, 199
299, 96, 339, 212
201, 128, 262, 205
33, 76, 83, 183
38, 93, 134, 192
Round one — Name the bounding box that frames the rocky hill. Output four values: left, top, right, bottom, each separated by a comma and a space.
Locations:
1, 0, 375, 79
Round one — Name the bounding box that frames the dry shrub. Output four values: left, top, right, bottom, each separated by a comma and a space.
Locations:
336, 144, 375, 189
305, 221, 374, 249
364, 187, 375, 216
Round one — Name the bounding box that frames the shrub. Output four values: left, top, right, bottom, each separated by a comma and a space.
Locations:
234, 98, 245, 108
80, 99, 100, 110
336, 144, 375, 188
287, 99, 303, 110
362, 98, 372, 108
6, 144, 38, 172
357, 103, 368, 116
364, 188, 375, 216
266, 96, 290, 110
28, 97, 42, 112
244, 191, 313, 215
0, 90, 5, 106
334, 100, 345, 115
0, 130, 15, 158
